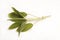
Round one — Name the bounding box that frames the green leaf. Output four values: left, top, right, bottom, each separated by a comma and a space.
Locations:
8, 12, 20, 18
16, 22, 26, 35
12, 7, 20, 15
19, 12, 27, 17
12, 7, 27, 18
16, 26, 21, 35
12, 7, 24, 18
9, 23, 21, 30
21, 23, 33, 32
9, 18, 27, 22
16, 26, 20, 32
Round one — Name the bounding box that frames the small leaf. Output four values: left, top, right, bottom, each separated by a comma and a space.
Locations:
21, 23, 33, 32
9, 23, 21, 30
16, 26, 20, 32
16, 22, 26, 35
8, 12, 20, 18
19, 12, 27, 17
9, 18, 27, 22
16, 26, 21, 35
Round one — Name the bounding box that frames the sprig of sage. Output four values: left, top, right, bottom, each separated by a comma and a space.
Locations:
8, 7, 33, 36
8, 7, 50, 37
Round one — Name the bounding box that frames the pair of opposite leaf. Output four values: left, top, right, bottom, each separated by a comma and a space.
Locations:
8, 7, 33, 35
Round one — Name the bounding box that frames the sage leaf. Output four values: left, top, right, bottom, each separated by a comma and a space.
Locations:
16, 26, 21, 35
16, 22, 25, 32
16, 22, 26, 35
12, 7, 24, 18
19, 12, 27, 17
21, 23, 33, 32
12, 7, 20, 15
9, 23, 21, 30
12, 7, 27, 18
9, 18, 27, 22
8, 12, 20, 18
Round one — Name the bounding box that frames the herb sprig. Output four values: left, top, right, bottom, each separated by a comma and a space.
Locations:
8, 7, 50, 37
8, 7, 33, 36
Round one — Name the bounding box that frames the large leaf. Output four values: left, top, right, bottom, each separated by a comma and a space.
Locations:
12, 7, 27, 18
9, 23, 21, 30
9, 18, 27, 22
12, 7, 20, 15
21, 23, 33, 32
12, 7, 24, 18
8, 12, 20, 18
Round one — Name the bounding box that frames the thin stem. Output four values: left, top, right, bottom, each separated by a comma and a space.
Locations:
27, 13, 39, 18
27, 15, 50, 21
27, 15, 51, 24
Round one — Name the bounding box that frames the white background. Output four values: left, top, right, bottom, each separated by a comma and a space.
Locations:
0, 0, 60, 40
